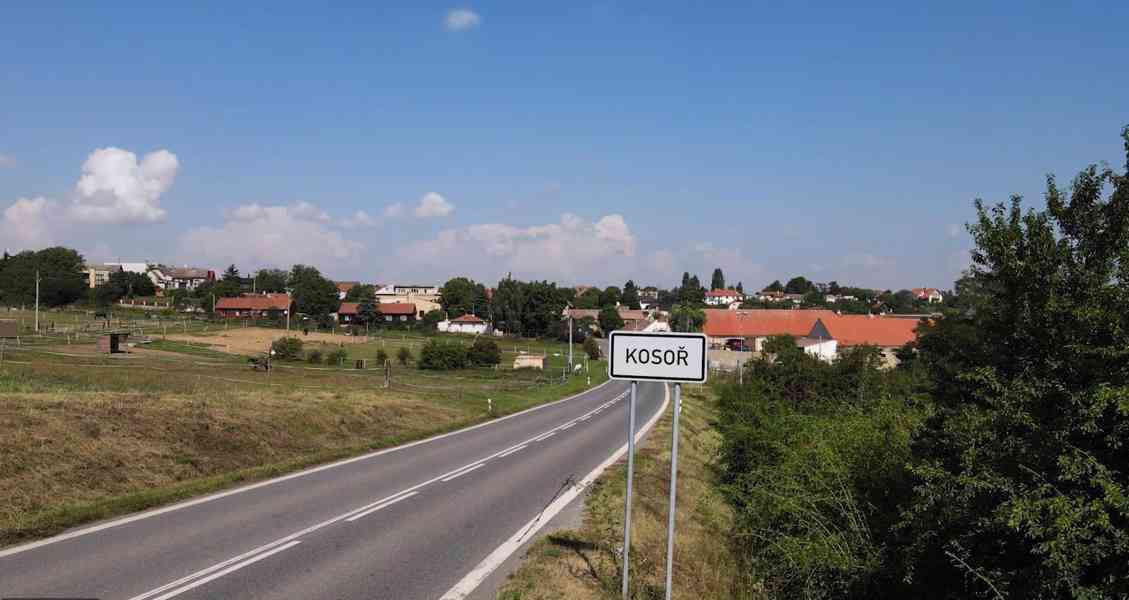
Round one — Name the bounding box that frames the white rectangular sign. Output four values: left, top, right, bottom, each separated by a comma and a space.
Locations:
607, 331, 708, 383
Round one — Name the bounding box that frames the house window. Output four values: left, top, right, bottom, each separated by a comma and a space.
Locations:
385, 315, 392, 321
399, 315, 407, 321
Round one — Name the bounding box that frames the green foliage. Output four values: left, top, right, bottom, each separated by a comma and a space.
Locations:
467, 337, 502, 366
711, 267, 726, 291
599, 286, 621, 307
341, 283, 373, 302
271, 337, 304, 361
492, 275, 568, 338
895, 128, 1129, 599
764, 279, 784, 292
396, 346, 413, 366
583, 335, 601, 360
784, 276, 814, 294
355, 297, 380, 327
288, 264, 338, 320
418, 339, 468, 370
716, 340, 921, 598
575, 287, 602, 309
670, 303, 705, 332
597, 306, 624, 332
306, 349, 323, 364
324, 347, 348, 366
95, 270, 156, 305
253, 269, 288, 293
439, 277, 490, 318
621, 280, 641, 310
374, 349, 388, 365
0, 247, 86, 307
419, 309, 444, 331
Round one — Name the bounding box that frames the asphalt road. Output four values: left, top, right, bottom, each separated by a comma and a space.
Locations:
0, 379, 667, 600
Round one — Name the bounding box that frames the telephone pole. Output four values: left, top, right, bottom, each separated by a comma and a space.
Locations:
34, 270, 40, 333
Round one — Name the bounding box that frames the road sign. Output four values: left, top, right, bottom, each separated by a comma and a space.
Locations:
607, 331, 707, 383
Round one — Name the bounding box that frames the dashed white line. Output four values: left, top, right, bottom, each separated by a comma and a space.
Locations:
560, 422, 576, 430
497, 444, 527, 458
345, 491, 419, 522
441, 463, 485, 482
537, 432, 557, 441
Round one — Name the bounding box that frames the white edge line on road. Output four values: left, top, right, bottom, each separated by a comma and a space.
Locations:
440, 463, 486, 483
344, 491, 419, 522
149, 540, 301, 600
439, 383, 671, 600
536, 432, 556, 442
0, 379, 618, 559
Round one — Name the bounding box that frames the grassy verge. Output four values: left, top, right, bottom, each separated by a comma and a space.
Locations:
496, 385, 760, 600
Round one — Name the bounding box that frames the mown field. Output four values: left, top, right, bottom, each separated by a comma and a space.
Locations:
0, 322, 607, 547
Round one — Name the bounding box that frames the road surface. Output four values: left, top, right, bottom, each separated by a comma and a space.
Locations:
0, 379, 667, 599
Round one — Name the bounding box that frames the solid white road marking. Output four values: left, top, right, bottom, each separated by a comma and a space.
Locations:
0, 381, 618, 559
439, 384, 670, 600
345, 491, 419, 522
497, 445, 527, 458
148, 540, 301, 600
441, 463, 485, 482
439, 461, 485, 481
536, 432, 557, 441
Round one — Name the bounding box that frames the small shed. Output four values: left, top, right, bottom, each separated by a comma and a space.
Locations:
98, 331, 130, 354
513, 354, 545, 370
0, 320, 17, 339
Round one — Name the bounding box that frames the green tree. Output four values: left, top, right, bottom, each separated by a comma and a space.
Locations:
468, 337, 501, 366
344, 283, 376, 302
711, 268, 726, 291
0, 247, 86, 307
598, 306, 624, 332
736, 281, 744, 294
599, 286, 621, 307
575, 287, 602, 309
439, 277, 489, 318
374, 348, 388, 365
96, 270, 156, 304
784, 276, 813, 294
621, 280, 641, 310
898, 127, 1129, 598
764, 280, 784, 293
419, 309, 444, 331
213, 264, 243, 298
271, 337, 304, 360
670, 304, 705, 332
492, 275, 525, 337
397, 346, 413, 366
253, 268, 289, 293
418, 339, 468, 370
288, 264, 338, 321
356, 297, 380, 327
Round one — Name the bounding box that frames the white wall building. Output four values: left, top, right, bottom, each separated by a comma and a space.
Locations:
438, 314, 491, 335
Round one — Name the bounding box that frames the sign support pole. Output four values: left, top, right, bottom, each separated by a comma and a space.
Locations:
622, 379, 637, 599
664, 382, 682, 599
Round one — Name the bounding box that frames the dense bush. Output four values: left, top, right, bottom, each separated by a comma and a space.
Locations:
306, 349, 323, 364
418, 339, 467, 370
374, 349, 389, 365
397, 346, 413, 366
467, 338, 501, 366
324, 348, 348, 366
716, 341, 921, 598
270, 337, 304, 361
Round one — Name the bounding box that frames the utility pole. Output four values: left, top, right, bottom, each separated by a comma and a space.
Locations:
568, 311, 574, 373
34, 270, 40, 333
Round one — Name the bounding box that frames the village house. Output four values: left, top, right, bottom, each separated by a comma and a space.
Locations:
378, 302, 418, 323
335, 281, 360, 300
439, 314, 492, 335
564, 307, 653, 331
374, 284, 440, 317
705, 289, 744, 306
703, 309, 837, 352
804, 314, 923, 366
84, 263, 122, 288
214, 293, 291, 319
911, 287, 945, 303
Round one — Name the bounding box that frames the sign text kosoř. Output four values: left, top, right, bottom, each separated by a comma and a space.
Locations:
608, 331, 707, 383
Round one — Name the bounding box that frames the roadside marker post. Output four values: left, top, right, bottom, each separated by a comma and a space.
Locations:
607, 331, 707, 600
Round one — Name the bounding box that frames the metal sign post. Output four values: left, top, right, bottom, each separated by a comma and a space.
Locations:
607, 331, 707, 600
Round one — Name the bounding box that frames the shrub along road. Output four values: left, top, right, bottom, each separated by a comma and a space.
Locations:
0, 380, 666, 600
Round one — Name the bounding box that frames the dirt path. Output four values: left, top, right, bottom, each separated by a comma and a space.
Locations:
165, 327, 366, 355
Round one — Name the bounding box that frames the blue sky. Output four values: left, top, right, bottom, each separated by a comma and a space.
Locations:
2, 2, 1126, 290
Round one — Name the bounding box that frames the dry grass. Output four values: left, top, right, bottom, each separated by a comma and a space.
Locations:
496, 385, 761, 600
165, 326, 369, 355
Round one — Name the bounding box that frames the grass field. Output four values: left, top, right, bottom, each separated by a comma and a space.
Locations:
0, 323, 607, 547
496, 385, 759, 600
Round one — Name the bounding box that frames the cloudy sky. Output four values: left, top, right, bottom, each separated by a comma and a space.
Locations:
2, 3, 1126, 290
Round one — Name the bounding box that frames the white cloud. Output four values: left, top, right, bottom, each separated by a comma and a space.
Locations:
0, 154, 15, 169
414, 192, 455, 218
70, 147, 179, 224
180, 203, 363, 270
340, 210, 380, 229
384, 202, 406, 218
444, 8, 481, 31
1, 196, 59, 250
401, 213, 636, 281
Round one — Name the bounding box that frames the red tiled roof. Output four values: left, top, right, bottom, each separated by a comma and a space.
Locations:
703, 309, 836, 338
452, 314, 486, 323
618, 309, 648, 322
911, 288, 942, 298
815, 315, 924, 347
378, 302, 416, 316
336, 281, 358, 293
338, 302, 359, 315
706, 289, 742, 297
215, 293, 291, 311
